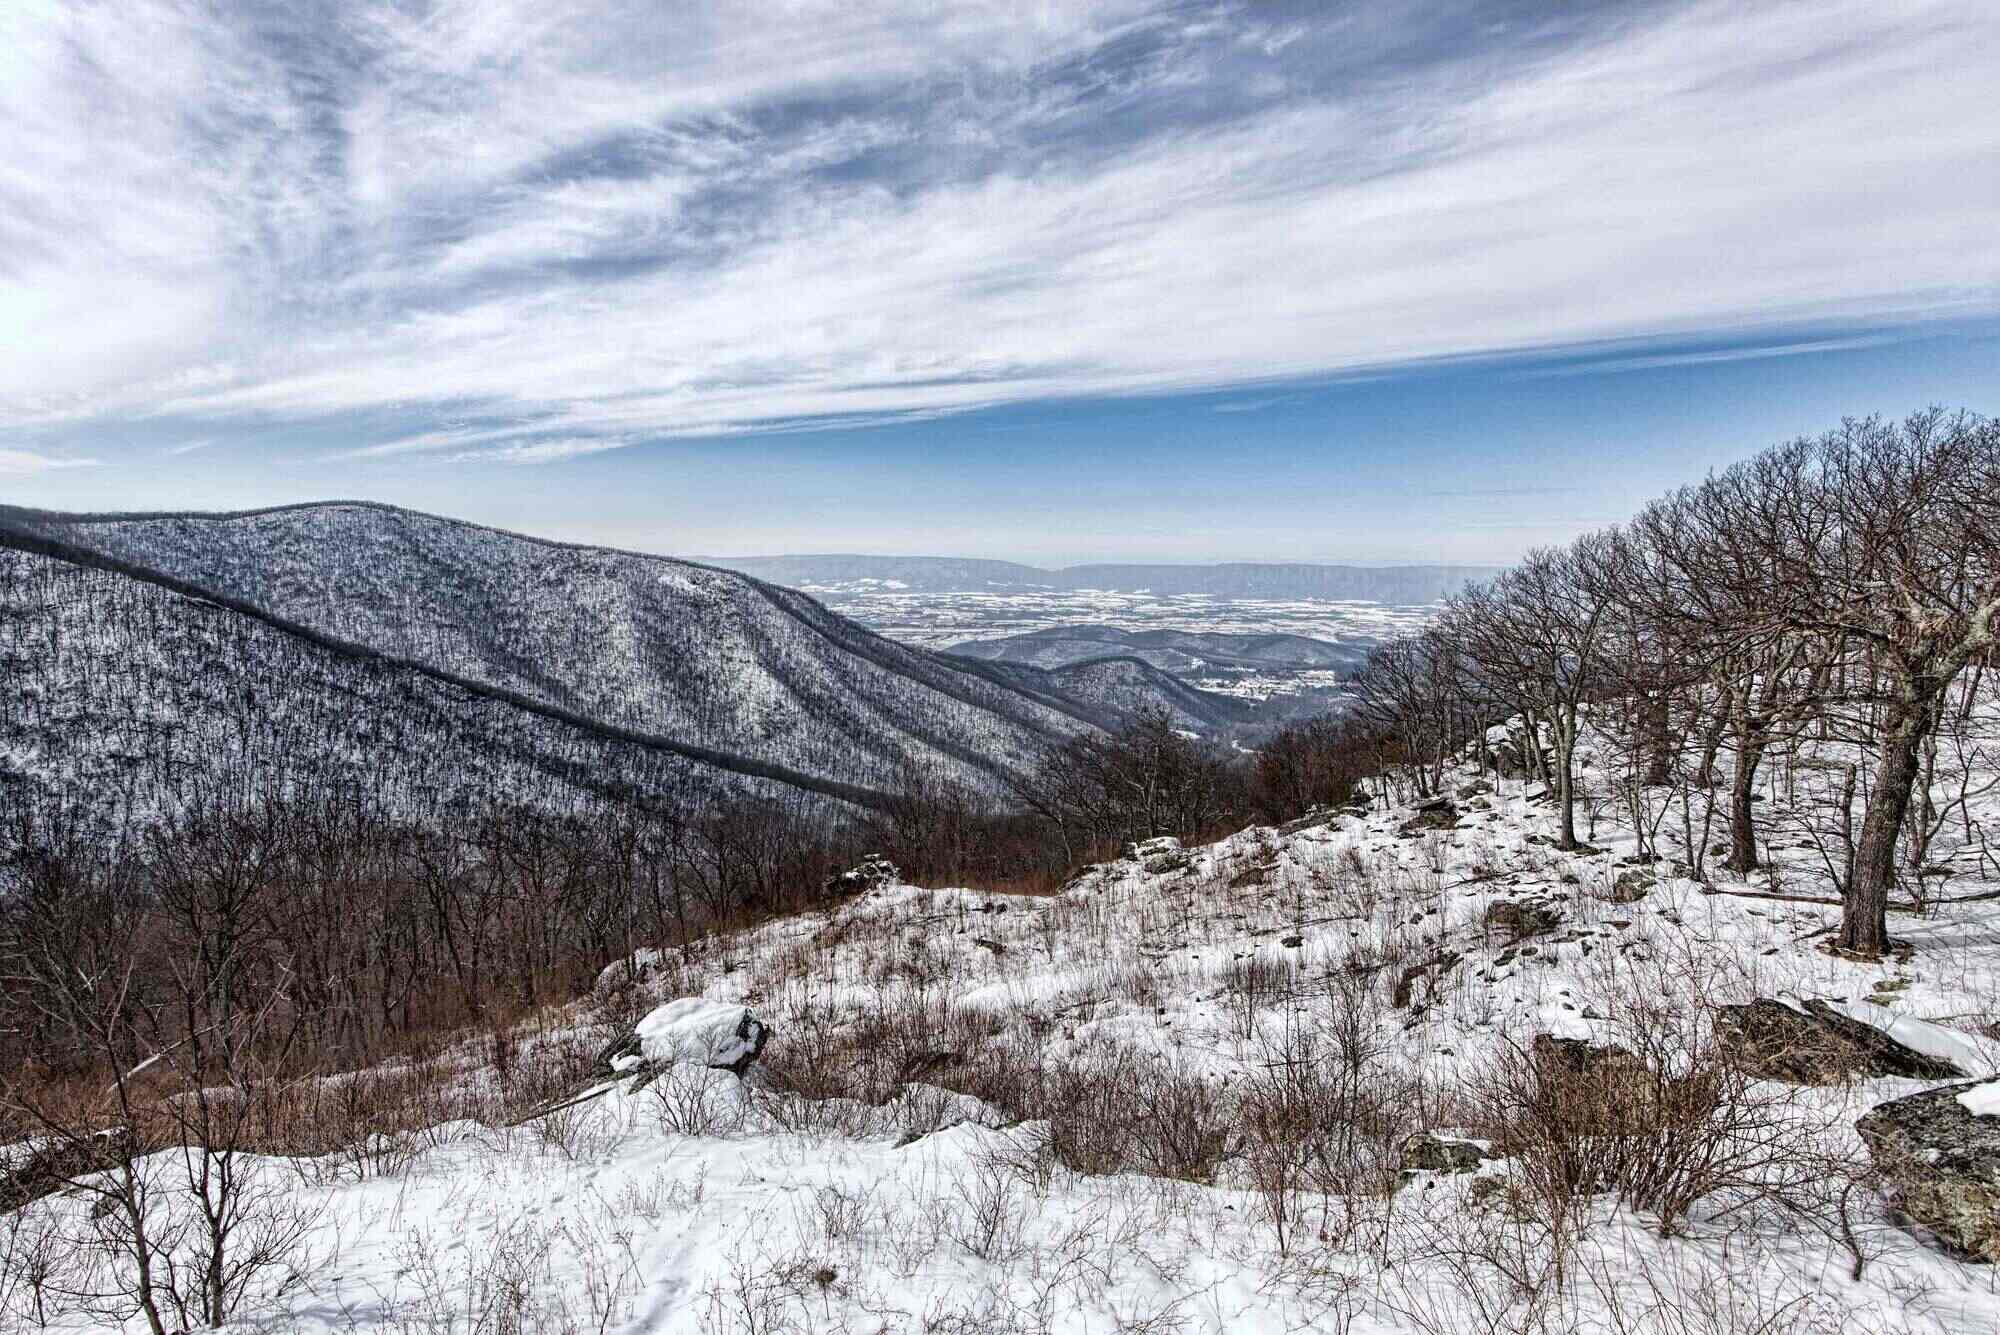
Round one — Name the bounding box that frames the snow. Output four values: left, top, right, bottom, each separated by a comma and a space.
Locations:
17, 701, 2000, 1331
632, 998, 766, 1071
1956, 1081, 2000, 1117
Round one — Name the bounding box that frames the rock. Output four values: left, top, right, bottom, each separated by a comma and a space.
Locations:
1127, 836, 1191, 875
1279, 807, 1340, 834
1858, 1079, 2000, 1261
0, 1128, 134, 1212
1607, 869, 1655, 903
824, 856, 899, 896
1398, 1131, 1495, 1176
1716, 999, 1967, 1083
1400, 795, 1459, 834
595, 998, 772, 1090
1456, 781, 1492, 799
1485, 900, 1563, 941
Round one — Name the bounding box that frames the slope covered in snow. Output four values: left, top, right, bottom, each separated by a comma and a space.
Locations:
0, 503, 1218, 798
16, 707, 2000, 1332
0, 541, 833, 849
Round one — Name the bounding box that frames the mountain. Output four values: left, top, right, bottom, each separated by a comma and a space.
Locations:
700, 555, 1494, 603
0, 538, 838, 852
0, 504, 1243, 812
947, 626, 1368, 675
1021, 658, 1257, 731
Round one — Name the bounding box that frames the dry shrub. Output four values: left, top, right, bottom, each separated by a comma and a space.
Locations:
1467, 993, 1868, 1269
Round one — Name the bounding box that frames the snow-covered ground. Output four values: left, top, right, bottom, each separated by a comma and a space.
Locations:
13, 712, 2000, 1332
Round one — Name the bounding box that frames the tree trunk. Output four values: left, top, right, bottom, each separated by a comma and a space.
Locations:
1554, 722, 1579, 851
1642, 690, 1672, 787
1841, 697, 1932, 956
1725, 730, 1768, 874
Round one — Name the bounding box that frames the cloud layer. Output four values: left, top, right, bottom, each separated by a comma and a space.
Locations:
4, 0, 1996, 465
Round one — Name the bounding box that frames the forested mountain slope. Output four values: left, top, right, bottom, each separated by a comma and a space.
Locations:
990, 657, 1257, 731
0, 503, 1202, 796
0, 540, 853, 852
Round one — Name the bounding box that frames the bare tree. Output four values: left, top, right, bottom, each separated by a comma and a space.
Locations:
1452, 537, 1619, 850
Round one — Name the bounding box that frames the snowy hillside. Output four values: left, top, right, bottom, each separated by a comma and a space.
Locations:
983, 655, 1257, 732
0, 542, 829, 849
15, 707, 2000, 1332
0, 503, 1227, 799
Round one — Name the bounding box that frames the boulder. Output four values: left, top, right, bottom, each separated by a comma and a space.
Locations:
595, 998, 772, 1091
1400, 796, 1458, 834
825, 856, 899, 896
1127, 836, 1191, 875
1532, 1033, 1638, 1078
1715, 1000, 1968, 1084
1607, 869, 1655, 903
1398, 1131, 1495, 1177
1858, 1079, 2000, 1261
1486, 899, 1563, 942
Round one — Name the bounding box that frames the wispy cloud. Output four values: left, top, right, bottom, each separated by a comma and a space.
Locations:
2, 1, 1996, 465
0, 448, 99, 476
1212, 396, 1296, 414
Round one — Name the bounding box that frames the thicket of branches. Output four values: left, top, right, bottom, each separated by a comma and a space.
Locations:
1349, 409, 2000, 958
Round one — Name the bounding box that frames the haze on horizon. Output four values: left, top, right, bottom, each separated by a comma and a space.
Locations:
4, 0, 1997, 565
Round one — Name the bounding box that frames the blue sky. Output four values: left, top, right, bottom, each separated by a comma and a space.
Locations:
3, 1, 1996, 564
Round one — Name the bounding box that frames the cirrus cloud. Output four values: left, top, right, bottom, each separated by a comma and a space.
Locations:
2, 0, 1996, 466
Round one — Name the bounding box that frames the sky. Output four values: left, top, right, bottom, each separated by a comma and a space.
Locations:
2, 0, 1996, 565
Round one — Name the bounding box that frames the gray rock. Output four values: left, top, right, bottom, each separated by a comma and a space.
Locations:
1716, 1000, 1967, 1084
1486, 899, 1563, 942
1398, 1131, 1495, 1176
825, 856, 899, 896
1400, 796, 1459, 834
1608, 869, 1655, 903
1858, 1080, 2000, 1261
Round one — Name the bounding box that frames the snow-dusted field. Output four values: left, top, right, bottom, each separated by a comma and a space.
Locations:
13, 713, 2000, 1332
811, 587, 1435, 653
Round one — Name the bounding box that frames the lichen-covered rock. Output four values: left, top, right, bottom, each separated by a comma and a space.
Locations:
595, 998, 771, 1090
1716, 999, 1967, 1084
1486, 899, 1563, 941
1608, 869, 1655, 903
1398, 1131, 1494, 1176
1858, 1079, 2000, 1261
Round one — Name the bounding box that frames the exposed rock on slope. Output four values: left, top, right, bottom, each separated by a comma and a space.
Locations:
1718, 999, 1969, 1083
1859, 1080, 2000, 1261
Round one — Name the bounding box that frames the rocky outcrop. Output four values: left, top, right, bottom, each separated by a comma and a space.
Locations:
1398, 1131, 1495, 1176
1858, 1079, 2000, 1261
825, 856, 899, 896
1716, 1000, 1967, 1084
1486, 899, 1563, 942
593, 998, 772, 1092
1400, 796, 1459, 835
1126, 836, 1191, 875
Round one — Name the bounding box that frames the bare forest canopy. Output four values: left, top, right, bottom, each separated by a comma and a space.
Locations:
1344, 408, 2000, 961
